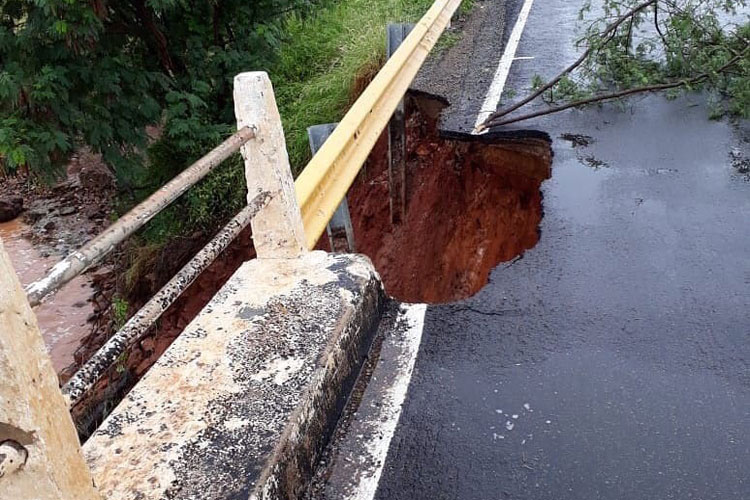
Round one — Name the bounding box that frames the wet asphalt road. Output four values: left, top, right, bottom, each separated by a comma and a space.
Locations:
374, 91, 750, 499
314, 0, 750, 498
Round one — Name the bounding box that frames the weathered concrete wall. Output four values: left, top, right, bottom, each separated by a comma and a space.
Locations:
83, 251, 384, 499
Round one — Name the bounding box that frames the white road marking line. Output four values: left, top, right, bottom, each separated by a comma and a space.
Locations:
349, 303, 427, 500
473, 0, 536, 133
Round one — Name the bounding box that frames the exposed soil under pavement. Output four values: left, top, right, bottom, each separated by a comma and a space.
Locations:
343, 93, 552, 303
75, 92, 552, 436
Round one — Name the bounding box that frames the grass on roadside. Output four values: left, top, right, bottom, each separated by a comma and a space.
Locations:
272, 0, 435, 172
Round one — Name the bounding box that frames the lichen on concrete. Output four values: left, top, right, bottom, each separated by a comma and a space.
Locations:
83, 251, 384, 500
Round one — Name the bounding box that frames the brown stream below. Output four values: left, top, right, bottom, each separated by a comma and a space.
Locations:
0, 219, 96, 373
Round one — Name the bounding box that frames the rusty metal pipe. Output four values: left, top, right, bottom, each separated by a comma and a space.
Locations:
62, 191, 272, 408
26, 126, 257, 307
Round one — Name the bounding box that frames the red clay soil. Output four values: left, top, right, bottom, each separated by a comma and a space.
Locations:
345, 93, 552, 303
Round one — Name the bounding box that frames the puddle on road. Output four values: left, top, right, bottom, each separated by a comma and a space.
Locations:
0, 219, 94, 373
547, 139, 614, 227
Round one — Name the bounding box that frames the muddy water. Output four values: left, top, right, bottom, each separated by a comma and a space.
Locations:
0, 219, 94, 373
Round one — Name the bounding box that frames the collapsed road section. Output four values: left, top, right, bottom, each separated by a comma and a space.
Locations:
79, 92, 555, 500
339, 92, 552, 303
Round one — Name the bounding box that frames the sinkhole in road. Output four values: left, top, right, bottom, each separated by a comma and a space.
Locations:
339, 93, 552, 303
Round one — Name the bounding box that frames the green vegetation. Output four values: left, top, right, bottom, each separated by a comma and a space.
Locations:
459, 0, 475, 15
129, 0, 478, 248
1, 0, 473, 179
112, 296, 129, 330
435, 30, 463, 54
277, 0, 475, 168
115, 351, 129, 374
483, 0, 749, 128
1, 0, 302, 178
127, 0, 444, 245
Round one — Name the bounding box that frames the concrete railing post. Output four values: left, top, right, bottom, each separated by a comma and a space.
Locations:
0, 239, 100, 500
234, 72, 307, 258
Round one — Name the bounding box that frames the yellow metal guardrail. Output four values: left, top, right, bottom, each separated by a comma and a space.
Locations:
294, 0, 461, 249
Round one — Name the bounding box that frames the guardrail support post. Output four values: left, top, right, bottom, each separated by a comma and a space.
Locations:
308, 124, 357, 253
235, 72, 307, 258
0, 239, 100, 500
386, 23, 415, 224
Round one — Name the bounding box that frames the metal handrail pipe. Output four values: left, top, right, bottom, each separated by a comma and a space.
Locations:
62, 190, 272, 408
26, 126, 257, 306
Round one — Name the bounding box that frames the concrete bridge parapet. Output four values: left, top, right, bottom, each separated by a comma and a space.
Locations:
83, 251, 384, 500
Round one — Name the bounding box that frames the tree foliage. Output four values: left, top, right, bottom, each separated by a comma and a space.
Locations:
481, 0, 749, 129
0, 0, 311, 177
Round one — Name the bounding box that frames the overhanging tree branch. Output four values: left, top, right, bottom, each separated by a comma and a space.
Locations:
476, 0, 659, 131
483, 50, 745, 128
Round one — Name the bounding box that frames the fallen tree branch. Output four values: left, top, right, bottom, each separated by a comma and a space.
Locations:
483, 51, 744, 128
476, 0, 659, 131
653, 2, 669, 48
